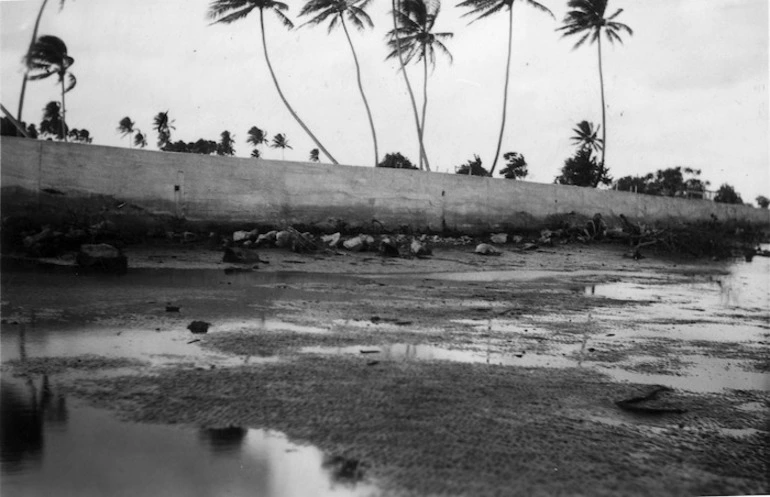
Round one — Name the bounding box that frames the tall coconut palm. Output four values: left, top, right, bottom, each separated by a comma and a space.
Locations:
299, 0, 379, 167
456, 0, 553, 176
39, 100, 65, 139
207, 0, 339, 165
117, 116, 135, 146
153, 111, 175, 149
247, 125, 269, 157
557, 0, 632, 171
271, 132, 292, 159
25, 35, 76, 142
571, 120, 603, 154
387, 0, 452, 170
17, 0, 68, 123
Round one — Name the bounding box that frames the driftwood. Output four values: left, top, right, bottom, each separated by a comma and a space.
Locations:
615, 386, 688, 414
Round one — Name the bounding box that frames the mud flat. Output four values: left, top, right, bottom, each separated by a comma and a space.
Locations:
2, 243, 768, 496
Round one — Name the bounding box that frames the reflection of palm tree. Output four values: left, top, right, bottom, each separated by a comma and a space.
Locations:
300, 0, 379, 167
558, 0, 632, 171
456, 0, 553, 176
386, 0, 452, 170
25, 35, 76, 142
208, 0, 339, 164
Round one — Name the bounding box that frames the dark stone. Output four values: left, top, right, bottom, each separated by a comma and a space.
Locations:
222, 247, 261, 264
187, 321, 211, 334
76, 244, 128, 274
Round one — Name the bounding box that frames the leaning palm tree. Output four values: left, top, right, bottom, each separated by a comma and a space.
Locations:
389, 0, 429, 171
25, 35, 76, 142
456, 0, 553, 176
133, 129, 148, 148
299, 0, 379, 167
207, 0, 339, 165
247, 125, 269, 157
271, 132, 292, 159
117, 116, 135, 146
558, 0, 632, 171
571, 120, 603, 154
387, 0, 452, 170
17, 0, 68, 123
153, 111, 175, 149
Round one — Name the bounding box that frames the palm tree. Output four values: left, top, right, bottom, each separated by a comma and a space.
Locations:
17, 0, 68, 123
571, 120, 603, 154
271, 132, 292, 159
557, 0, 632, 171
117, 116, 135, 146
217, 130, 236, 156
207, 0, 339, 165
387, 0, 452, 170
389, 0, 429, 171
153, 111, 175, 149
247, 125, 268, 157
25, 35, 76, 142
133, 130, 148, 148
299, 0, 379, 167
39, 101, 65, 139
456, 0, 553, 176
309, 148, 320, 162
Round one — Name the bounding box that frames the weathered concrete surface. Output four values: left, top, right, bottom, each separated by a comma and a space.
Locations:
2, 136, 768, 232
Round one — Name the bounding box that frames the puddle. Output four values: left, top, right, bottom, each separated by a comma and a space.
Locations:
302, 343, 770, 393
0, 377, 380, 497
627, 322, 767, 343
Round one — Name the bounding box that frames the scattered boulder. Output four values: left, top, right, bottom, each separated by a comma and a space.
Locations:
522, 243, 538, 251
255, 231, 277, 246
232, 230, 251, 243
76, 243, 128, 273
275, 230, 293, 248
475, 243, 501, 256
490, 233, 508, 244
512, 235, 524, 244
222, 247, 262, 264
321, 232, 342, 248
343, 236, 366, 252
378, 237, 400, 257
410, 239, 432, 257
187, 321, 211, 334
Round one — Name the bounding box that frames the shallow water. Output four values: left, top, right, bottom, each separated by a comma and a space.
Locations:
0, 377, 379, 497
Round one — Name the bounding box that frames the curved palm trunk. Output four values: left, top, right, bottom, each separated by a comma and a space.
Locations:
259, 9, 338, 164
597, 34, 606, 174
340, 17, 379, 168
420, 54, 428, 170
60, 76, 67, 142
391, 0, 430, 171
17, 0, 50, 122
489, 6, 515, 177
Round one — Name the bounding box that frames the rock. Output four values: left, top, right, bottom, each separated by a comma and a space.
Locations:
343, 236, 366, 252
410, 239, 432, 257
182, 231, 198, 243
321, 232, 342, 248
232, 230, 251, 243
512, 235, 524, 244
275, 230, 293, 248
255, 231, 277, 246
166, 305, 180, 312
522, 243, 538, 251
490, 233, 508, 244
475, 243, 501, 256
362, 235, 375, 246
76, 243, 128, 273
187, 321, 211, 334
378, 237, 400, 257
222, 247, 262, 264
23, 228, 53, 248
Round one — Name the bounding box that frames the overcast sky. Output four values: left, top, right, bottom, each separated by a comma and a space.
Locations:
1, 0, 768, 204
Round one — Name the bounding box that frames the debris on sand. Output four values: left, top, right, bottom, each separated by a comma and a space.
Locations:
475, 243, 501, 256
187, 321, 211, 334
615, 386, 688, 414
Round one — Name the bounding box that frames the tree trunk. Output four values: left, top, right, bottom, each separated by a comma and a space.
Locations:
488, 6, 514, 177
340, 17, 379, 168
259, 9, 338, 164
18, 0, 50, 122
60, 76, 67, 142
391, 0, 430, 171
597, 34, 607, 176
420, 54, 428, 170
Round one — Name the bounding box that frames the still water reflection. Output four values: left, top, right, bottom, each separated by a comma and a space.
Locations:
0, 377, 379, 497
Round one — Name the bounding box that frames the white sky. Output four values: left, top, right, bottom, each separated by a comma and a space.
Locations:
1, 0, 768, 204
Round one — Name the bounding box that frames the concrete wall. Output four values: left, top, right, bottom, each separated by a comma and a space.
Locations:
2, 136, 768, 231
